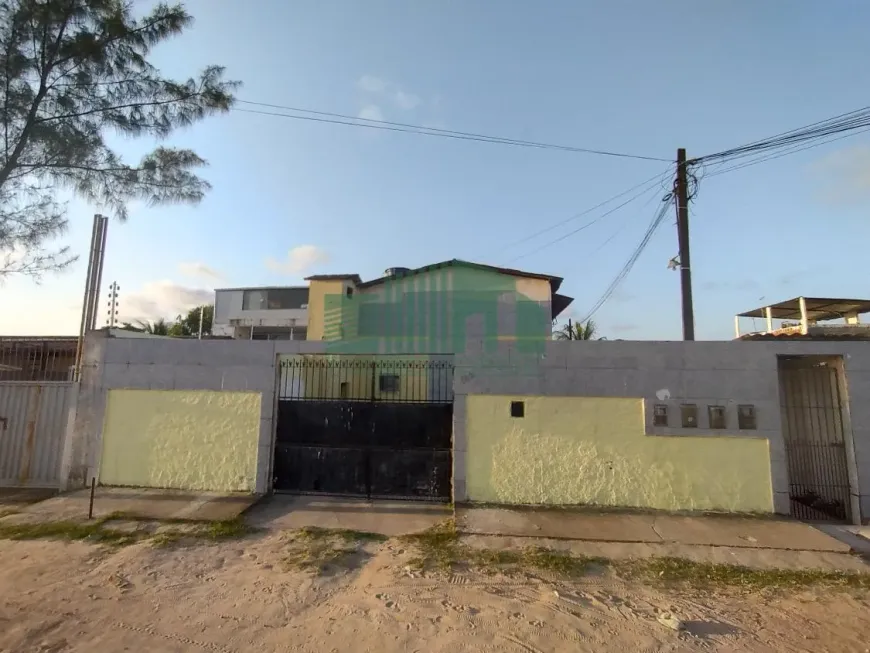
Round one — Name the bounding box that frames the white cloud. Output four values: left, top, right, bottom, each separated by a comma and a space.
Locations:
265, 245, 330, 275
357, 75, 389, 94
394, 90, 421, 111
177, 261, 223, 281
117, 280, 213, 323
356, 75, 422, 113
357, 104, 385, 122
814, 145, 870, 204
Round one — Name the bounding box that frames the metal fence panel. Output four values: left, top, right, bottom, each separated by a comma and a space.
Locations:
0, 382, 72, 488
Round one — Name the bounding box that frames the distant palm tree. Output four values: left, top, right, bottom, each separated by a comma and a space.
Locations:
555, 319, 599, 341
120, 318, 172, 335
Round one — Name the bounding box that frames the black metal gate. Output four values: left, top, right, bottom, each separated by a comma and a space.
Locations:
273, 356, 453, 501
778, 357, 853, 522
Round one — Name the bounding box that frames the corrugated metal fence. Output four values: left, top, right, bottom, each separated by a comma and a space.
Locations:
0, 383, 72, 488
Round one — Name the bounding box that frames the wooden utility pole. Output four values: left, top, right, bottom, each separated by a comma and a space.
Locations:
676, 148, 695, 340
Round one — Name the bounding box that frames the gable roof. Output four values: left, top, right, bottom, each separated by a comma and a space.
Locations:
357, 259, 565, 293
304, 273, 363, 284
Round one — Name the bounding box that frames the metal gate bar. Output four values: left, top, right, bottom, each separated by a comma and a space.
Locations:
779, 360, 851, 522
274, 355, 454, 501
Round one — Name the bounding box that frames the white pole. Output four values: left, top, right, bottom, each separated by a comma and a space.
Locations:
198, 305, 204, 339
799, 297, 809, 334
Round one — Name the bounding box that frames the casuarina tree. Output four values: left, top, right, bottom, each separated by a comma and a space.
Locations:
0, 0, 238, 277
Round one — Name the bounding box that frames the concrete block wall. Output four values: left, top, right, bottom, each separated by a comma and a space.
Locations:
61, 333, 326, 494
453, 339, 870, 522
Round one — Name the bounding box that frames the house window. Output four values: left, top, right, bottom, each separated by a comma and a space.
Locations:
379, 374, 400, 393
653, 404, 669, 427
346, 287, 354, 298
339, 382, 349, 399
738, 404, 757, 430
510, 401, 525, 418
680, 404, 698, 428
708, 405, 727, 429
242, 288, 308, 310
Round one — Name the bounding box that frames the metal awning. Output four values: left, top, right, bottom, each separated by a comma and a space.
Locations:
737, 297, 870, 321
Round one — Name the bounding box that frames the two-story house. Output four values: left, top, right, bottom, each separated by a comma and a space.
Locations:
213, 286, 309, 340
304, 259, 573, 354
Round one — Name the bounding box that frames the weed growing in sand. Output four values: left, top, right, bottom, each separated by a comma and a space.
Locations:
284, 526, 388, 573
401, 520, 603, 578
401, 519, 460, 572
618, 557, 870, 590
0, 514, 257, 549
0, 519, 139, 546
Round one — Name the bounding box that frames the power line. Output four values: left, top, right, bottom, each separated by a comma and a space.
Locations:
693, 105, 870, 165
578, 196, 674, 323
493, 166, 674, 259
506, 179, 670, 265
233, 100, 672, 162
703, 125, 870, 178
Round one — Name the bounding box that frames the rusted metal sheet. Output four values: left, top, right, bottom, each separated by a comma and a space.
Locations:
0, 382, 72, 488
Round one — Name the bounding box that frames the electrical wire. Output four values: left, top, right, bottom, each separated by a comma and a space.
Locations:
578, 196, 675, 323
506, 180, 669, 265
492, 165, 674, 261
704, 125, 870, 178
694, 105, 870, 166
233, 100, 672, 162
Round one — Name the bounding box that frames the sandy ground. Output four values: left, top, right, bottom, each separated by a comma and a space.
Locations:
1, 532, 870, 653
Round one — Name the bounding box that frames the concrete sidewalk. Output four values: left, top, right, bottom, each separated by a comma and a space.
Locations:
457, 506, 853, 553
4, 487, 258, 523
246, 495, 450, 536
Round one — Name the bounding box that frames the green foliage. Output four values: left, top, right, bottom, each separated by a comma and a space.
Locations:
172, 304, 213, 336
0, 0, 239, 278
116, 304, 213, 337
620, 557, 870, 589
554, 319, 599, 341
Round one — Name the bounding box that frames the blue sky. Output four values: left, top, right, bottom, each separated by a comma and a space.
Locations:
4, 1, 870, 338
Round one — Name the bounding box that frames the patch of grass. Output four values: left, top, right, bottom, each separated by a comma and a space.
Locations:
150, 531, 185, 548
518, 547, 605, 577
203, 518, 256, 541
401, 519, 460, 572
0, 509, 19, 520
617, 557, 870, 590
296, 526, 388, 543
0, 519, 140, 547
284, 526, 386, 573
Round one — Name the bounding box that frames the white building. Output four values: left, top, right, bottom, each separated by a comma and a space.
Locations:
213, 286, 309, 340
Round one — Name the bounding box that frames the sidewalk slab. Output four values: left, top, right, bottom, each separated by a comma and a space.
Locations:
9, 487, 257, 523
247, 495, 449, 536
652, 515, 850, 552
458, 506, 660, 542
457, 506, 851, 553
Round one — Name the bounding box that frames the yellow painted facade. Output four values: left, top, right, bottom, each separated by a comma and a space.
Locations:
465, 395, 773, 512
306, 280, 348, 341
514, 277, 550, 302
100, 390, 261, 492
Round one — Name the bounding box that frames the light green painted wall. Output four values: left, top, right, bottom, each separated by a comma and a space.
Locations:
100, 390, 261, 492
466, 395, 774, 512
318, 264, 553, 354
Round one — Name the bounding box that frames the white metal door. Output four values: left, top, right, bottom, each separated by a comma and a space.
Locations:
0, 382, 71, 488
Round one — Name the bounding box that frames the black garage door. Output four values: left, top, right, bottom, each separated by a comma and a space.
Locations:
273, 356, 453, 501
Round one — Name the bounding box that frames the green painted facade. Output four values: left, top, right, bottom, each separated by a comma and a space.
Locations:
320, 265, 553, 355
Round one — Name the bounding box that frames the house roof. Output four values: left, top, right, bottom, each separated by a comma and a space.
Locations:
357, 259, 566, 293
306, 259, 573, 319
737, 297, 870, 321
303, 274, 363, 284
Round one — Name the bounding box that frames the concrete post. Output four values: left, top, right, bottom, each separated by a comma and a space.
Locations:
799, 297, 809, 334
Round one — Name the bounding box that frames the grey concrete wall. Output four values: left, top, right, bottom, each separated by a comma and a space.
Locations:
452, 339, 870, 523
61, 333, 326, 494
